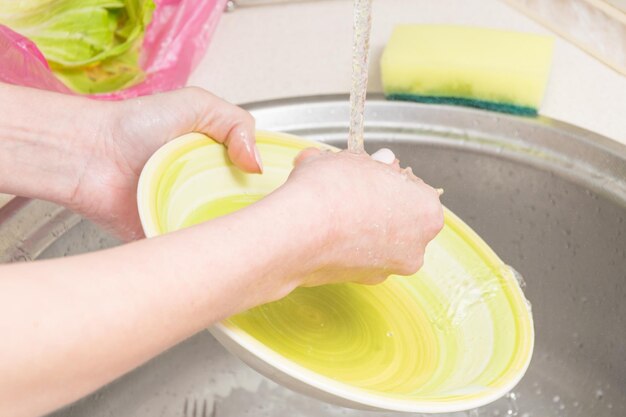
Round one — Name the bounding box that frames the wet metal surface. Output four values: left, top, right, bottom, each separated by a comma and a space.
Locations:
1, 96, 624, 416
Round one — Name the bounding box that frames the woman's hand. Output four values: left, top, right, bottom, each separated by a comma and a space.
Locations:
69, 87, 262, 241
0, 83, 260, 242
291, 148, 444, 285
246, 147, 444, 304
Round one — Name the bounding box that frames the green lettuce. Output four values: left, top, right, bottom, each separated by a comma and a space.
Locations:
0, 0, 155, 93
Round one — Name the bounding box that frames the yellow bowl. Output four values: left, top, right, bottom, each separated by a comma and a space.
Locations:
137, 131, 534, 413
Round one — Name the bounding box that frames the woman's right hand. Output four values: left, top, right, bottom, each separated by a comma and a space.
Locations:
274, 147, 444, 288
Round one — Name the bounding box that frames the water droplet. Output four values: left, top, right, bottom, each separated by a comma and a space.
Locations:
573, 401, 579, 407
558, 404, 565, 410
508, 265, 526, 288
553, 395, 560, 403
595, 389, 604, 399
386, 331, 394, 337
524, 299, 532, 312
505, 391, 519, 416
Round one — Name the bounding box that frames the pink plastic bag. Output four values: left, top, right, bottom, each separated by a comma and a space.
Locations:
0, 0, 226, 100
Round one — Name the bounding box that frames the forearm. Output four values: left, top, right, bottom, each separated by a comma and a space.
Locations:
0, 187, 320, 417
0, 83, 108, 204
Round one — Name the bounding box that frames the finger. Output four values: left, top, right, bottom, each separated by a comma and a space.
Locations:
183, 87, 262, 174
223, 125, 263, 174
371, 148, 396, 164
294, 148, 322, 166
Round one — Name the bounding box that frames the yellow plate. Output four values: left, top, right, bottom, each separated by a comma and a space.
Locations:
137, 131, 534, 413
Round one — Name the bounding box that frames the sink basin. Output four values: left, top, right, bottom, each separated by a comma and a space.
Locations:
1, 95, 624, 417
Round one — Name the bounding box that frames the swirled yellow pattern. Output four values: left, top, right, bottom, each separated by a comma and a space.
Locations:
137, 131, 534, 411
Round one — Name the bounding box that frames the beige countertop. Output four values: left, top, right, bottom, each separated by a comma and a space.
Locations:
189, 0, 626, 144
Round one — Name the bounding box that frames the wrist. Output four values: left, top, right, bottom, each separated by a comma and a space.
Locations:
198, 184, 329, 313
263, 183, 332, 281
0, 84, 112, 206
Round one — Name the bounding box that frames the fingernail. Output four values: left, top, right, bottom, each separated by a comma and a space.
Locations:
371, 148, 396, 164
254, 145, 264, 173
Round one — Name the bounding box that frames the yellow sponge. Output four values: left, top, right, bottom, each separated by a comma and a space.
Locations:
380, 25, 554, 116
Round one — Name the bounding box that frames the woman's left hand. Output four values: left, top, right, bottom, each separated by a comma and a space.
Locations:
65, 87, 261, 241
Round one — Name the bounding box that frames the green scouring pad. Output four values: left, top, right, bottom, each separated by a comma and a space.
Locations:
380, 25, 554, 116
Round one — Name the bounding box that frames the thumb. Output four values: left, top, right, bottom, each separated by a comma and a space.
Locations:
174, 87, 263, 174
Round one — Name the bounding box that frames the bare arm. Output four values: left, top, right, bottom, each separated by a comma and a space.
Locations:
0, 84, 444, 417
0, 185, 321, 417
0, 83, 262, 240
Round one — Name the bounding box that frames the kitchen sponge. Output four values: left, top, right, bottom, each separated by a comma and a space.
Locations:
380, 25, 554, 116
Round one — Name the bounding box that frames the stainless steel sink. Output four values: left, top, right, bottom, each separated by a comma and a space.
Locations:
1, 96, 624, 417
